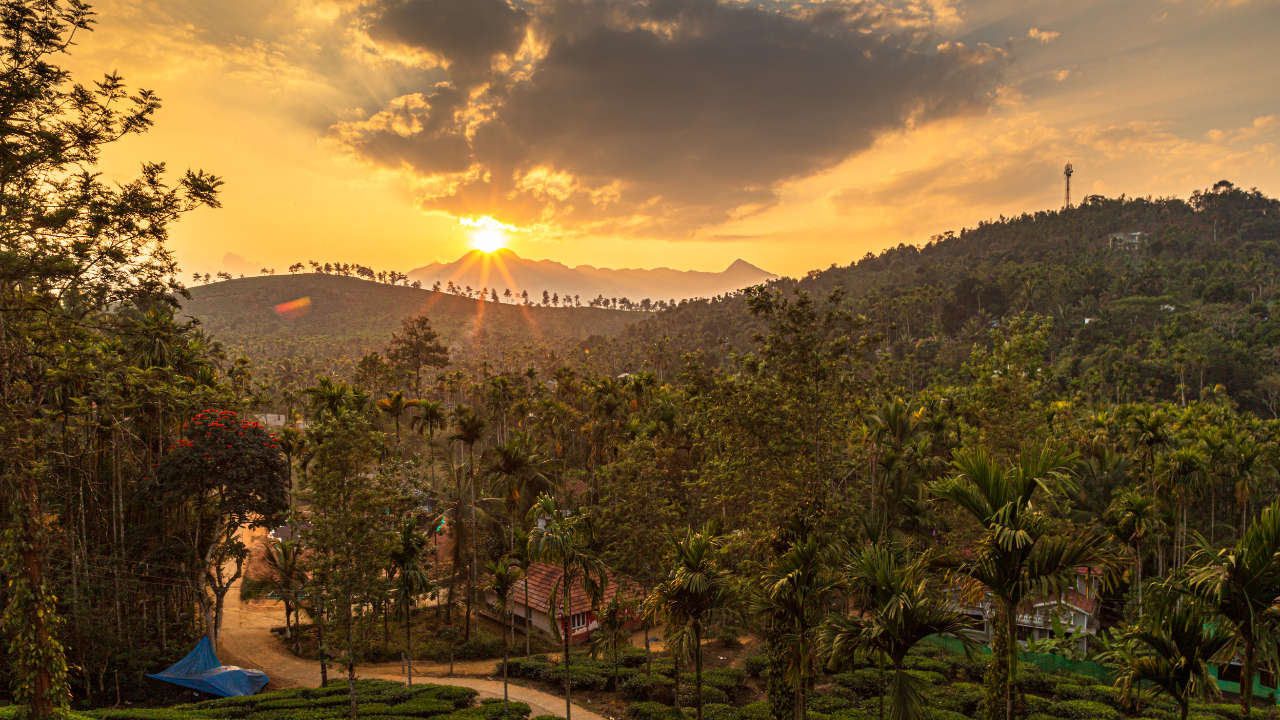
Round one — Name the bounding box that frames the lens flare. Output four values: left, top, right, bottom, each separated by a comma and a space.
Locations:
472, 228, 506, 253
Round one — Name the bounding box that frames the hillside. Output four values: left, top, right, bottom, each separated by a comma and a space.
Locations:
407, 249, 777, 303
180, 273, 638, 361
586, 182, 1280, 415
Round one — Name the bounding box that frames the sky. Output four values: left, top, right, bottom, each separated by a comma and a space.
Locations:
68, 0, 1280, 279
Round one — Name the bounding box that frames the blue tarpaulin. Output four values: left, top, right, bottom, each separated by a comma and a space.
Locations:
148, 637, 269, 697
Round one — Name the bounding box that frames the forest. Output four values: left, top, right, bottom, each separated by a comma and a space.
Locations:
7, 4, 1280, 720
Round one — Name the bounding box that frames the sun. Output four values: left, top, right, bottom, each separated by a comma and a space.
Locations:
472, 228, 507, 254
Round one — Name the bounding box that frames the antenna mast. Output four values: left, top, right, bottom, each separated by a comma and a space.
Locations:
1063, 162, 1073, 209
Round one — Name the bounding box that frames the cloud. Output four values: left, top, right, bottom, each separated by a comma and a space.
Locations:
223, 252, 259, 275
1028, 27, 1059, 43
332, 0, 1006, 236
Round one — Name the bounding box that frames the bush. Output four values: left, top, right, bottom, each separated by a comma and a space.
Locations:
832, 669, 884, 699
922, 710, 968, 720
256, 700, 313, 711
415, 686, 479, 710
621, 673, 676, 702
924, 682, 982, 714
387, 699, 457, 718
531, 716, 560, 720
536, 666, 607, 691
906, 670, 946, 686
702, 704, 741, 720
1049, 700, 1121, 720
628, 703, 684, 720
743, 656, 768, 679
702, 668, 747, 700
739, 703, 770, 720
903, 657, 949, 675
807, 694, 854, 714
676, 684, 729, 707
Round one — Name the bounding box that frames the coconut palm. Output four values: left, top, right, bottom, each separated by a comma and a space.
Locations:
931, 445, 1110, 720
645, 524, 739, 720
390, 517, 433, 686
526, 493, 607, 720
1106, 490, 1160, 604
750, 531, 841, 720
1110, 602, 1231, 720
241, 540, 308, 648
589, 596, 637, 693
820, 544, 974, 720
485, 560, 525, 714
378, 390, 420, 443
1185, 501, 1280, 717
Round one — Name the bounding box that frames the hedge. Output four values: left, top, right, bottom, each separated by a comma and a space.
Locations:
621, 673, 676, 702
627, 703, 684, 720
1049, 700, 1122, 720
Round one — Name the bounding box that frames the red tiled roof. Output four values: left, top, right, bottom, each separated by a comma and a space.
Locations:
512, 562, 644, 616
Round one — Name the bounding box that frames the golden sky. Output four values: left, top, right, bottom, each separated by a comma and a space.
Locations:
70, 0, 1280, 279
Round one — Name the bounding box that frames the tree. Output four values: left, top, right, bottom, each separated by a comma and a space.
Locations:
390, 517, 433, 686
589, 597, 637, 693
378, 390, 420, 443
931, 445, 1109, 720
485, 560, 524, 714
450, 406, 488, 639
387, 315, 449, 395
1185, 501, 1280, 718
242, 540, 309, 650
1106, 491, 1160, 605
646, 524, 739, 720
527, 494, 607, 720
820, 544, 974, 720
752, 527, 840, 720
1155, 446, 1205, 567
1111, 602, 1231, 720
152, 410, 290, 651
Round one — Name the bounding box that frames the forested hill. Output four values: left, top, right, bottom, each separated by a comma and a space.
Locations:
180, 273, 638, 369
589, 181, 1280, 415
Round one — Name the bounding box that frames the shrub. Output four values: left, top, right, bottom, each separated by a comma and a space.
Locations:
621, 673, 676, 702
357, 703, 395, 716
832, 669, 884, 699
922, 710, 968, 720
256, 699, 313, 711
702, 704, 741, 720
1050, 700, 1121, 720
807, 694, 854, 714
628, 703, 684, 720
676, 684, 729, 707
416, 686, 478, 709
536, 666, 607, 691
315, 696, 352, 708
387, 699, 457, 718
906, 670, 946, 686
703, 668, 748, 699
531, 716, 560, 720
903, 657, 949, 675
925, 682, 982, 714
743, 656, 768, 679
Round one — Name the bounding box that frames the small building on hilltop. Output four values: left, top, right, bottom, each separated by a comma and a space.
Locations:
950, 567, 1102, 655
1108, 231, 1149, 250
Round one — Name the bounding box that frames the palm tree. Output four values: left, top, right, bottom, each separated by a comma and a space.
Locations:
1155, 446, 1205, 567
304, 377, 353, 419
526, 493, 607, 720
1106, 491, 1160, 604
589, 597, 637, 693
820, 544, 974, 720
931, 445, 1110, 720
510, 527, 536, 657
1125, 407, 1173, 482
750, 531, 840, 720
645, 524, 739, 720
1110, 602, 1231, 720
378, 390, 420, 443
413, 400, 448, 445
485, 560, 525, 714
1185, 501, 1280, 718
483, 433, 556, 548
1232, 435, 1274, 534
389, 517, 433, 686
450, 406, 488, 639
240, 540, 308, 649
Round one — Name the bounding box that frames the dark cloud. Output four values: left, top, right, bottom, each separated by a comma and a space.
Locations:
337, 0, 1005, 235
365, 0, 531, 86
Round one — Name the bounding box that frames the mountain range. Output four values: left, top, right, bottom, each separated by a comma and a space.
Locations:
407, 249, 777, 303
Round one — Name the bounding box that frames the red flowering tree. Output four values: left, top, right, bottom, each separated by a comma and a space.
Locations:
154, 410, 290, 651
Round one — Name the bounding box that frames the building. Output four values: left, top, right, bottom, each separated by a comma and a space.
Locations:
492, 562, 643, 644
1108, 231, 1149, 250
950, 568, 1102, 655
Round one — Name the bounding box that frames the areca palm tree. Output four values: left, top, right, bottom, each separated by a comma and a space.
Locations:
645, 524, 739, 720
1155, 446, 1205, 567
1185, 501, 1280, 717
1110, 602, 1231, 720
510, 527, 536, 657
1106, 491, 1160, 604
241, 540, 308, 649
526, 493, 607, 720
819, 544, 974, 720
931, 445, 1110, 720
450, 406, 489, 639
750, 531, 841, 720
413, 400, 448, 445
483, 433, 556, 547
378, 390, 420, 443
390, 517, 433, 686
589, 597, 637, 693
485, 560, 524, 714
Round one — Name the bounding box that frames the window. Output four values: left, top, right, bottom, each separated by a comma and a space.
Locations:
570, 613, 587, 630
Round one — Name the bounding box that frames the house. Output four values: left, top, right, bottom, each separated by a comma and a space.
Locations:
950, 568, 1102, 655
492, 562, 644, 644
1108, 232, 1149, 250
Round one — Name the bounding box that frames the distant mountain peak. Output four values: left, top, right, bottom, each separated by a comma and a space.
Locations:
408, 251, 776, 302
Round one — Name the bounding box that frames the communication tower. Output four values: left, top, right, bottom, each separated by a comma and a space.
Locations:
1064, 163, 1073, 209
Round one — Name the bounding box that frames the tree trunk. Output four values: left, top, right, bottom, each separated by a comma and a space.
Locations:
877, 651, 885, 720
502, 606, 510, 716
696, 623, 705, 720
406, 610, 413, 687
1241, 635, 1256, 718
1005, 601, 1018, 720
318, 596, 329, 686
347, 594, 357, 719
674, 653, 681, 711
525, 581, 532, 658
564, 564, 573, 720
12, 470, 63, 719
